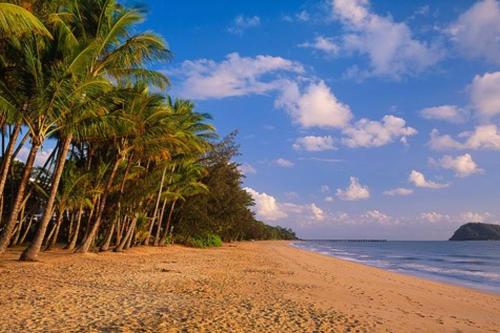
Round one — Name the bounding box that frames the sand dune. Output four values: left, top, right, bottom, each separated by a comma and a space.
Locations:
0, 241, 499, 332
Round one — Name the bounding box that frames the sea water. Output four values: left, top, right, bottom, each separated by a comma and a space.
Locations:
293, 240, 500, 293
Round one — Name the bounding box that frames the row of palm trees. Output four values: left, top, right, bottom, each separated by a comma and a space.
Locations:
0, 0, 216, 261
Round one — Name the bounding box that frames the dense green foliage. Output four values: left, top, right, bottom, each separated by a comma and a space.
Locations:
449, 223, 500, 241
0, 0, 296, 260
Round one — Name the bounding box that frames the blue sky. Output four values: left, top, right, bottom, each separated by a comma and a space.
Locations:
132, 0, 500, 240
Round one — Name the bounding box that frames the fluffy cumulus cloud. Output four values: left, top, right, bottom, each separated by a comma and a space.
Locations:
245, 188, 326, 224
237, 163, 256, 175
336, 177, 370, 201
383, 187, 414, 196
432, 154, 483, 178
227, 15, 261, 35
310, 203, 326, 221
276, 80, 353, 128
331, 0, 442, 79
299, 36, 340, 55
341, 115, 417, 148
409, 170, 448, 189
459, 211, 492, 223
272, 158, 294, 168
447, 0, 500, 64
470, 72, 500, 117
420, 211, 450, 223
176, 53, 303, 100
429, 126, 500, 151
362, 210, 394, 224
244, 187, 287, 221
420, 105, 468, 123
293, 136, 336, 152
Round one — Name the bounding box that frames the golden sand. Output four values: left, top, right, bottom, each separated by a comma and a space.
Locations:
0, 241, 498, 332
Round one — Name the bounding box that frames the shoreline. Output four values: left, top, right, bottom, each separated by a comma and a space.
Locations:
290, 240, 500, 296
1, 241, 499, 332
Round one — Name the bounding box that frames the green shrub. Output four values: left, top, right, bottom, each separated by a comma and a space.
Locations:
182, 233, 222, 248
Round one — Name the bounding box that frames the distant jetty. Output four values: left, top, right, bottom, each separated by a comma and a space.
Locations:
306, 239, 387, 242
449, 222, 500, 241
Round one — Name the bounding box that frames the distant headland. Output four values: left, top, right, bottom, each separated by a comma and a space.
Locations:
449, 223, 500, 241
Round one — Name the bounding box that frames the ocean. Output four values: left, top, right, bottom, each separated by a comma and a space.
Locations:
293, 240, 500, 293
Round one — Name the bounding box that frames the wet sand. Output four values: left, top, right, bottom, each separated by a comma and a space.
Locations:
0, 241, 499, 332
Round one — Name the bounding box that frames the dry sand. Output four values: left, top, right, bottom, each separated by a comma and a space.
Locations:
0, 241, 499, 332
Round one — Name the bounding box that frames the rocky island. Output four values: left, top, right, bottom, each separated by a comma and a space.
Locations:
449, 223, 500, 241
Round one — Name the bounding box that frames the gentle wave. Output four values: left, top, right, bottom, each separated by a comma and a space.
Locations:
293, 240, 500, 293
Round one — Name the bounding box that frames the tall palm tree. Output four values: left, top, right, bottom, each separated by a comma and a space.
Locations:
20, 0, 170, 260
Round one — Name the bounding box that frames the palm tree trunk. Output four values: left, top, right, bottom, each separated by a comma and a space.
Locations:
99, 222, 115, 252
160, 199, 176, 245
144, 166, 166, 245
154, 197, 168, 246
20, 135, 72, 261
45, 209, 64, 251
0, 140, 40, 253
66, 204, 83, 251
114, 216, 136, 252
11, 203, 26, 246
19, 215, 34, 245
0, 121, 21, 201
77, 155, 122, 253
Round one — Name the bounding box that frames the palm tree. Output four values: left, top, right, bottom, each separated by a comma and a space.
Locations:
20, 0, 171, 260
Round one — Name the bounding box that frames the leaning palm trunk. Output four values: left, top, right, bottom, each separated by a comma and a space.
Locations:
0, 121, 21, 203
18, 215, 34, 245
77, 156, 122, 253
154, 197, 168, 246
11, 204, 26, 246
160, 200, 176, 245
66, 204, 83, 251
99, 222, 115, 252
45, 209, 64, 251
20, 135, 72, 261
144, 166, 167, 245
0, 140, 40, 253
114, 216, 136, 252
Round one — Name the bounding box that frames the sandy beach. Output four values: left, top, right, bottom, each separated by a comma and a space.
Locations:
0, 241, 499, 332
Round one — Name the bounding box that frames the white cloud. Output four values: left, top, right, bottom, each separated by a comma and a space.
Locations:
227, 15, 261, 35
432, 154, 483, 178
276, 80, 353, 128
447, 0, 500, 64
341, 115, 417, 148
16, 146, 53, 168
336, 177, 370, 201
238, 163, 256, 175
470, 72, 500, 117
362, 210, 393, 224
299, 36, 340, 55
283, 10, 311, 22
331, 0, 442, 79
293, 136, 336, 152
429, 125, 500, 151
459, 211, 492, 223
310, 203, 326, 221
409, 170, 448, 189
245, 187, 326, 224
420, 211, 450, 223
383, 187, 414, 196
324, 196, 335, 203
272, 158, 294, 168
320, 185, 330, 193
420, 105, 468, 123
176, 53, 303, 100
244, 187, 287, 221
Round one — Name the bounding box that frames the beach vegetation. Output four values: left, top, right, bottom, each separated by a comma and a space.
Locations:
0, 0, 296, 260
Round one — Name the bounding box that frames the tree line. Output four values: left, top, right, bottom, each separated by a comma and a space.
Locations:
0, 0, 297, 261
